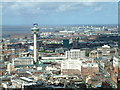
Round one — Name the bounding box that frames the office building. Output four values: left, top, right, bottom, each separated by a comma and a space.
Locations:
61, 59, 82, 75
12, 57, 33, 66
72, 37, 79, 49
65, 49, 85, 59
63, 39, 69, 49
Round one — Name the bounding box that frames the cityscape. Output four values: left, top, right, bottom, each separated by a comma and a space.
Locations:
1, 1, 120, 90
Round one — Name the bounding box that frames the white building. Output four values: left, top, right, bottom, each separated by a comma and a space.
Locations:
97, 45, 111, 56
61, 57, 98, 75
61, 58, 82, 75
46, 66, 57, 71
11, 77, 36, 88
42, 56, 66, 60
59, 30, 75, 33
82, 63, 99, 68
12, 57, 33, 66
61, 58, 82, 70
90, 50, 98, 58
113, 56, 120, 68
65, 49, 85, 59
102, 45, 110, 56
40, 32, 52, 38
29, 45, 34, 50
7, 63, 15, 73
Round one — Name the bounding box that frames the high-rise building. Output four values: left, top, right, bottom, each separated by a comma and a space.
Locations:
72, 37, 79, 49
63, 39, 69, 49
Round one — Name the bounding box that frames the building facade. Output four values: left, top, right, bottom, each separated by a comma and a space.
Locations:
65, 49, 85, 59
63, 39, 70, 49
12, 57, 33, 66
81, 63, 99, 77
61, 59, 82, 75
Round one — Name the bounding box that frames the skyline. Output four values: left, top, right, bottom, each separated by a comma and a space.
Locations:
2, 2, 118, 25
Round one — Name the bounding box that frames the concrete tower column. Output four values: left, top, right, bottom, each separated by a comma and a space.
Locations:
34, 33, 37, 62
32, 23, 39, 63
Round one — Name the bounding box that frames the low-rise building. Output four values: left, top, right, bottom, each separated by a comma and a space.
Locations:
11, 77, 36, 88
97, 45, 111, 56
61, 59, 82, 75
12, 57, 33, 66
7, 63, 15, 73
90, 50, 98, 58
81, 63, 99, 77
111, 56, 120, 83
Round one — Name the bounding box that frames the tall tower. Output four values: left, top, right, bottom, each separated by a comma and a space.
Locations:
72, 37, 79, 49
31, 23, 39, 63
63, 39, 69, 49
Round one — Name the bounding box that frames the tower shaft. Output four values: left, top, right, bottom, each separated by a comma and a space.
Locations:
32, 23, 39, 64
34, 33, 37, 62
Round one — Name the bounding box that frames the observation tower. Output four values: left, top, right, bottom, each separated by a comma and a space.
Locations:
31, 23, 39, 63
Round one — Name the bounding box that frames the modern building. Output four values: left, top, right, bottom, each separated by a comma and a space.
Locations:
12, 57, 33, 66
65, 49, 85, 59
61, 57, 98, 76
72, 37, 79, 49
63, 39, 69, 49
61, 59, 82, 75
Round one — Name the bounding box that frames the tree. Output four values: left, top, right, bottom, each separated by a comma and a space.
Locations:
86, 52, 89, 57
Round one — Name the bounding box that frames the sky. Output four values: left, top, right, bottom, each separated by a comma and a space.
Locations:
2, 2, 118, 25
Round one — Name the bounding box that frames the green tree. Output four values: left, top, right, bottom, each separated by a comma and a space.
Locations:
86, 52, 89, 57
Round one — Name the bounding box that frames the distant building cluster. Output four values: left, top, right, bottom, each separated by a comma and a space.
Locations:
0, 24, 120, 89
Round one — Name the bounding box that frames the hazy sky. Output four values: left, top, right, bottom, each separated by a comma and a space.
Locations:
2, 2, 118, 25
